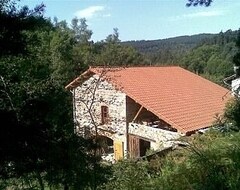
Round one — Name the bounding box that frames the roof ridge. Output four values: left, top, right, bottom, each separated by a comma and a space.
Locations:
89, 65, 181, 69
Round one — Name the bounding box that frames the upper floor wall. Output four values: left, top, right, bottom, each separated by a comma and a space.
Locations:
74, 74, 127, 138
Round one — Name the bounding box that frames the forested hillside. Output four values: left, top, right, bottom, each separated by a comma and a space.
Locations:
181, 30, 239, 84
122, 34, 215, 66
123, 33, 216, 54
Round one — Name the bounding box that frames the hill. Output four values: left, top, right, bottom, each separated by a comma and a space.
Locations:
122, 33, 216, 54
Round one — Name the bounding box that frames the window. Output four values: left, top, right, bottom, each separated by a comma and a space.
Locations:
101, 106, 109, 124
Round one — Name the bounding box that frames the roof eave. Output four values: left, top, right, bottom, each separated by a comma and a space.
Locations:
65, 69, 95, 90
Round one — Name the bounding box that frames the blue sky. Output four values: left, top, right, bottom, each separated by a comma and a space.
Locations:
21, 0, 240, 42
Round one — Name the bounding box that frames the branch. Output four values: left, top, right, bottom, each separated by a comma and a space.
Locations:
0, 76, 15, 111
0, 75, 19, 122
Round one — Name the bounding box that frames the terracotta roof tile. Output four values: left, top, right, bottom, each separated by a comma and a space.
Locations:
67, 66, 232, 133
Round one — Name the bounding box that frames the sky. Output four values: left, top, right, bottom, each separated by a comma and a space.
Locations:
20, 0, 240, 42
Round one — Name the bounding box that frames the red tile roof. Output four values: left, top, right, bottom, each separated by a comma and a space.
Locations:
66, 66, 232, 134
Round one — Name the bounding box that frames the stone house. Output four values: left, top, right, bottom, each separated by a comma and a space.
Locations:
65, 66, 231, 161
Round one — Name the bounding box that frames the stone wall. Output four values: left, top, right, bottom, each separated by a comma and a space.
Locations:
128, 122, 182, 150
74, 74, 127, 154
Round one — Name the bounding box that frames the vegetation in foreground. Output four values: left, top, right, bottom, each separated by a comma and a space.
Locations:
101, 129, 240, 190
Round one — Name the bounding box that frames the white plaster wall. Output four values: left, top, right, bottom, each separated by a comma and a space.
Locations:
129, 123, 182, 150
74, 74, 127, 155
232, 78, 240, 96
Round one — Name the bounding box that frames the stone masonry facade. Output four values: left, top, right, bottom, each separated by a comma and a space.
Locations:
73, 75, 127, 155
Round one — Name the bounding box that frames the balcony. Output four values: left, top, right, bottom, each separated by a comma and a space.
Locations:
128, 122, 181, 147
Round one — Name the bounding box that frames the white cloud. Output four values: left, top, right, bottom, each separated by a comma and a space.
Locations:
184, 10, 224, 18
170, 10, 225, 21
74, 6, 105, 19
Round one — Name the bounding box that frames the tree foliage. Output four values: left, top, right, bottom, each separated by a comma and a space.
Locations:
87, 28, 145, 67
0, 1, 112, 189
101, 159, 151, 190
0, 0, 46, 56
186, 0, 213, 7
233, 29, 240, 76
0, 1, 145, 188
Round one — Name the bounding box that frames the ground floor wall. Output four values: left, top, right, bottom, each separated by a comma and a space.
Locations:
79, 122, 182, 161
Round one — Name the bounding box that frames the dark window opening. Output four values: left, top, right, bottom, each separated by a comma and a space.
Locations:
139, 139, 150, 157
101, 106, 109, 124
97, 136, 113, 155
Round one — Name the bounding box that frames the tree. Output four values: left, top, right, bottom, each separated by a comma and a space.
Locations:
186, 0, 213, 7
0, 0, 46, 55
0, 2, 109, 189
223, 29, 240, 131
233, 29, 240, 76
93, 28, 145, 66
105, 28, 120, 44
71, 17, 93, 44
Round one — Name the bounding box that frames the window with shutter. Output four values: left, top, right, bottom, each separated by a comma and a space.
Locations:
101, 106, 109, 124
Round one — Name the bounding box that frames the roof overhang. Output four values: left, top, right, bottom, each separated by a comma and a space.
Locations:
65, 68, 95, 90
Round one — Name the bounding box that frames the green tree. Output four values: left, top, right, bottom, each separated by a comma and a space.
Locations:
181, 44, 218, 74
233, 29, 240, 76
105, 28, 120, 44
93, 28, 145, 66
0, 2, 108, 189
186, 0, 213, 7
0, 0, 46, 56
71, 17, 93, 44
224, 99, 240, 131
